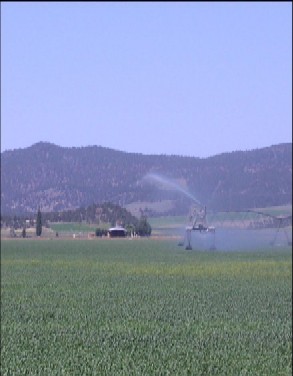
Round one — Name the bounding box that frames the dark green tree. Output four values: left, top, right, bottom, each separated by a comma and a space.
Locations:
36, 207, 42, 236
136, 216, 152, 237
95, 228, 103, 237
22, 227, 26, 238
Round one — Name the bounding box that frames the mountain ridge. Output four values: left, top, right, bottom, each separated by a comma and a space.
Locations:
2, 140, 290, 159
1, 142, 292, 215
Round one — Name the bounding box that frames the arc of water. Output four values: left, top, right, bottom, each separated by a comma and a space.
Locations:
144, 173, 201, 206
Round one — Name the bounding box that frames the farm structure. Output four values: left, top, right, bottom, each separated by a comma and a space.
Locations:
108, 227, 127, 238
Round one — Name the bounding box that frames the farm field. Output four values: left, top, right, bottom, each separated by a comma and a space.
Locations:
1, 238, 292, 375
50, 222, 98, 233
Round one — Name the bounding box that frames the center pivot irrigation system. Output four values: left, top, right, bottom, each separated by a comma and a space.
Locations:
178, 206, 216, 250
143, 171, 292, 251
178, 204, 292, 250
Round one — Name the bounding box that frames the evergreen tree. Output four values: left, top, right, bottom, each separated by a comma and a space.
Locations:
136, 216, 152, 236
22, 227, 26, 238
36, 207, 42, 236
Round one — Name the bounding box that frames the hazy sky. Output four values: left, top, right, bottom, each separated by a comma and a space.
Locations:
1, 2, 292, 157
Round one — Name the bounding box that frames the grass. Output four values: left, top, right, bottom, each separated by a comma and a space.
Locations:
1, 239, 292, 375
255, 205, 292, 217
49, 222, 99, 233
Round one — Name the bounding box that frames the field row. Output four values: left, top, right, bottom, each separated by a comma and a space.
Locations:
1, 239, 292, 375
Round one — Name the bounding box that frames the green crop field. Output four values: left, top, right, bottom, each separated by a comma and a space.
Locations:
1, 239, 292, 375
50, 222, 100, 233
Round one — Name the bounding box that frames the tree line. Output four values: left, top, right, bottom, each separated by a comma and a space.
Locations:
1, 203, 152, 237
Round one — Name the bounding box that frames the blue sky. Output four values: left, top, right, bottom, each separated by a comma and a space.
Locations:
1, 2, 292, 157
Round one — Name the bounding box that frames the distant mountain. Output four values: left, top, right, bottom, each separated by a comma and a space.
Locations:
1, 142, 292, 215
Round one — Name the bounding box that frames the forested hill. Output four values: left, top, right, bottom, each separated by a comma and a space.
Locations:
1, 142, 292, 215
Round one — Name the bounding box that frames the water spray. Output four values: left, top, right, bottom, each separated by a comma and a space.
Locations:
143, 172, 201, 206
142, 173, 292, 251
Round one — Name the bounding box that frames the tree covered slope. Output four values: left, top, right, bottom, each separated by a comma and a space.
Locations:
1, 142, 292, 215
